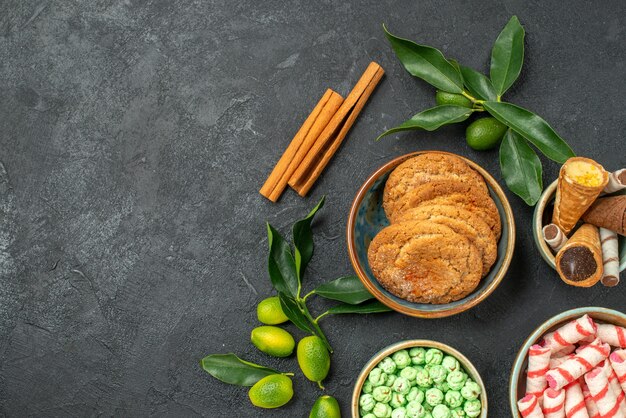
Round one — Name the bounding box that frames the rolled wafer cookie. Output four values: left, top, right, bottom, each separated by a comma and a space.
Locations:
552, 157, 609, 235
543, 224, 568, 252
609, 350, 626, 394
581, 378, 601, 418
556, 224, 604, 287
585, 366, 626, 418
545, 338, 610, 390
542, 314, 597, 353
564, 382, 590, 418
597, 324, 626, 348
604, 169, 626, 194
583, 196, 626, 236
527, 345, 552, 400
600, 228, 620, 287
550, 354, 575, 369
542, 388, 565, 418
600, 360, 626, 413
518, 394, 546, 418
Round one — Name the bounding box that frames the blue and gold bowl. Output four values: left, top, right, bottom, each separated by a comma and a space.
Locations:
346, 151, 515, 318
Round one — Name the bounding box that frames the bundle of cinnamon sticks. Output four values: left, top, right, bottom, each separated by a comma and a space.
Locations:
260, 62, 384, 202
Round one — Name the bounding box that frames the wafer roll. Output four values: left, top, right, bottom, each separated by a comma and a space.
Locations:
556, 224, 604, 287
610, 350, 626, 394
527, 345, 552, 400
565, 382, 590, 418
542, 388, 565, 418
546, 339, 610, 390
599, 228, 620, 287
550, 354, 575, 369
585, 366, 626, 418
604, 169, 626, 194
581, 378, 601, 418
542, 314, 597, 353
552, 157, 609, 235
583, 196, 626, 236
519, 394, 546, 417
543, 224, 569, 252
597, 324, 626, 348
600, 360, 626, 413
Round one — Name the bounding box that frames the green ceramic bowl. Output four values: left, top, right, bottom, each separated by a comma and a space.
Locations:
532, 179, 626, 272
347, 151, 515, 318
509, 307, 626, 417
352, 339, 488, 418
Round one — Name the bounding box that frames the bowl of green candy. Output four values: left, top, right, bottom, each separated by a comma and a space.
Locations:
352, 340, 487, 418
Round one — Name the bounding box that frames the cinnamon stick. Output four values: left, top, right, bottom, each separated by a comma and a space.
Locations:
290, 63, 384, 196
259, 89, 342, 202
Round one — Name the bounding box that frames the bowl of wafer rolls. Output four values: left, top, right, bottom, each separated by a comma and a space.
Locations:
510, 307, 626, 417
532, 158, 626, 288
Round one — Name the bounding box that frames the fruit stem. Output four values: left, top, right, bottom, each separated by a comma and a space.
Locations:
299, 300, 334, 353
317, 381, 325, 390
302, 290, 315, 302
314, 311, 330, 323
461, 91, 478, 103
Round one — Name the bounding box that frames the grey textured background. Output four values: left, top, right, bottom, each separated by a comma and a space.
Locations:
1, 1, 625, 417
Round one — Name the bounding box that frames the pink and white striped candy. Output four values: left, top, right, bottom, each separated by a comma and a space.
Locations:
543, 315, 597, 353
597, 324, 626, 348
527, 345, 552, 399
600, 360, 626, 413
565, 382, 590, 418
610, 350, 626, 394
542, 388, 565, 418
545, 339, 610, 390
550, 354, 575, 369
585, 367, 626, 418
519, 394, 546, 418
581, 378, 601, 418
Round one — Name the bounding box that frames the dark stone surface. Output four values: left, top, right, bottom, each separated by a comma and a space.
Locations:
1, 1, 625, 416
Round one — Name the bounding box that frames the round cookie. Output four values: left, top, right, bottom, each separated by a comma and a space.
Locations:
395, 205, 498, 277
367, 220, 483, 304
384, 153, 488, 220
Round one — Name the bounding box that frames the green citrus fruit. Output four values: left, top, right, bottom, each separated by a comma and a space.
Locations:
465, 117, 508, 150
435, 90, 473, 108
257, 296, 289, 325
248, 374, 294, 409
297, 336, 331, 388
310, 395, 341, 418
251, 326, 295, 357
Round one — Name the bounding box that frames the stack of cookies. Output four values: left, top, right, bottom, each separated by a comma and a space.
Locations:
367, 152, 501, 304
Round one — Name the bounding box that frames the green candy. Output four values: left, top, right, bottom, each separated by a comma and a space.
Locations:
369, 368, 388, 387
363, 414, 377, 418
451, 408, 465, 418
425, 349, 444, 365
360, 394, 376, 412
423, 414, 433, 418
463, 399, 481, 418
425, 388, 444, 406
423, 402, 433, 412
441, 356, 461, 373
393, 350, 412, 369
390, 392, 407, 409
432, 404, 451, 418
386, 374, 397, 387
409, 347, 426, 365
380, 357, 398, 374
415, 368, 433, 388
391, 407, 408, 418
446, 371, 467, 390
405, 400, 425, 418
406, 387, 424, 404
363, 380, 374, 394
444, 390, 463, 408
400, 366, 418, 382
373, 402, 393, 418
373, 386, 392, 403
435, 382, 450, 393
392, 376, 411, 395
428, 365, 448, 384
460, 381, 481, 401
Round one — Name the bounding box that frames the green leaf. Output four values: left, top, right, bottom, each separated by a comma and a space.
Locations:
326, 300, 392, 315
267, 223, 299, 298
383, 24, 464, 93
499, 129, 543, 205
448, 59, 463, 84
292, 196, 325, 279
377, 105, 473, 140
460, 65, 497, 101
278, 292, 314, 333
313, 276, 374, 305
200, 353, 282, 386
490, 16, 525, 96
483, 101, 575, 163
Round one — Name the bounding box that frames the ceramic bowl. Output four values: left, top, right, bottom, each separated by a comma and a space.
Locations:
509, 306, 626, 417
351, 339, 488, 418
347, 151, 515, 318
532, 179, 626, 271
